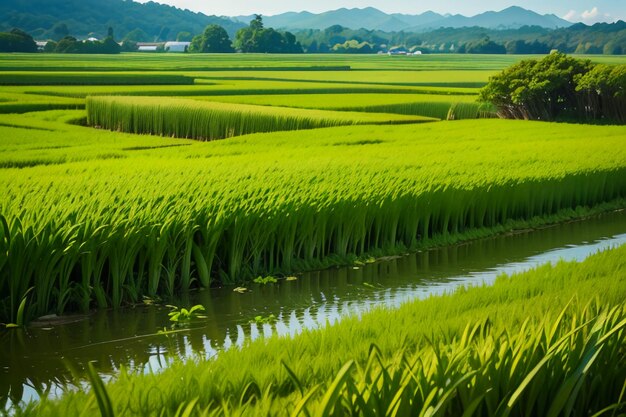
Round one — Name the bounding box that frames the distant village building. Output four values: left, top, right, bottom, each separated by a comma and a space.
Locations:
137, 42, 161, 52
388, 48, 408, 56
164, 41, 190, 52
138, 45, 158, 52
35, 41, 48, 51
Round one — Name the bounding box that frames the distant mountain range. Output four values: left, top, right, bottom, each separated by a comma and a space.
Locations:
233, 6, 572, 32
0, 1, 580, 41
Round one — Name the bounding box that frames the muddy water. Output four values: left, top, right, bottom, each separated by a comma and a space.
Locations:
2, 210, 626, 408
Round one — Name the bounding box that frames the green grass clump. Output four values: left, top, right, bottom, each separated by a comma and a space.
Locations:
86, 96, 434, 140
0, 73, 194, 86
23, 244, 626, 416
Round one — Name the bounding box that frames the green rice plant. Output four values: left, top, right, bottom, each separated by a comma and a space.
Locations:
352, 101, 494, 119
1, 117, 626, 322
86, 362, 115, 417
21, 83, 477, 100
0, 102, 84, 114
192, 69, 493, 88
188, 93, 495, 120
0, 73, 194, 86
0, 53, 621, 73
22, 244, 626, 417
86, 96, 434, 140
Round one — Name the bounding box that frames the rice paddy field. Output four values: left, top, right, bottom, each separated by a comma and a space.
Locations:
1, 53, 626, 416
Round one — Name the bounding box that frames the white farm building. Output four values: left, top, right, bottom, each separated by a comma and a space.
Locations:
164, 42, 190, 53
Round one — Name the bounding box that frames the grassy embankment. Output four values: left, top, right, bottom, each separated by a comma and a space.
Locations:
20, 243, 626, 416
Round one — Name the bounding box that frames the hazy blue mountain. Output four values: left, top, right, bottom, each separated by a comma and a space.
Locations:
236, 7, 410, 32
389, 11, 447, 29
0, 1, 576, 42
235, 6, 572, 32
409, 6, 572, 31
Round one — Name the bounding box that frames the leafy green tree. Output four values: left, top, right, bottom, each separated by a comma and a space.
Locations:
51, 34, 120, 54
123, 28, 149, 43
189, 24, 233, 53
576, 64, 626, 122
282, 31, 300, 53
234, 15, 302, 53
43, 40, 57, 52
462, 37, 506, 54
233, 18, 257, 52
121, 40, 138, 52
505, 39, 550, 54
176, 31, 193, 42
480, 53, 593, 120
54, 36, 82, 53
101, 36, 121, 54
332, 40, 374, 54
0, 28, 37, 52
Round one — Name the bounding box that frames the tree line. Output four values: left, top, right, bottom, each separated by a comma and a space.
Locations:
0, 16, 302, 54
0, 27, 122, 53
2, 17, 625, 55
292, 22, 625, 55
480, 53, 625, 123
189, 16, 302, 53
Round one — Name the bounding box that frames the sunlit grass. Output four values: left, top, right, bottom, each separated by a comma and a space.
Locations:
86, 96, 434, 140
1, 117, 625, 322
24, 244, 626, 417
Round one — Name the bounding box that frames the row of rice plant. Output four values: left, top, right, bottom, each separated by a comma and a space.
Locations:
188, 92, 479, 108
1, 118, 625, 323
0, 73, 195, 86
86, 96, 433, 140
0, 53, 533, 72
186, 93, 491, 120
19, 82, 477, 99
341, 101, 496, 119
193, 69, 493, 88
23, 244, 626, 416
0, 91, 83, 114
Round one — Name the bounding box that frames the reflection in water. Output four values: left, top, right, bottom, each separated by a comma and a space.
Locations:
2, 211, 626, 408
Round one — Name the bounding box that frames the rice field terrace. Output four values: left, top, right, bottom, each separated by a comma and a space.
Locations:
1, 53, 626, 416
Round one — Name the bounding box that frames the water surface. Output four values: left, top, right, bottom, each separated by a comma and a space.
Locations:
2, 210, 626, 407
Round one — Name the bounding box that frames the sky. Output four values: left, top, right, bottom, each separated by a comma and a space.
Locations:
135, 0, 625, 22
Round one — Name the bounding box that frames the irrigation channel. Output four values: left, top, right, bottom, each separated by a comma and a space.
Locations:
2, 210, 626, 409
